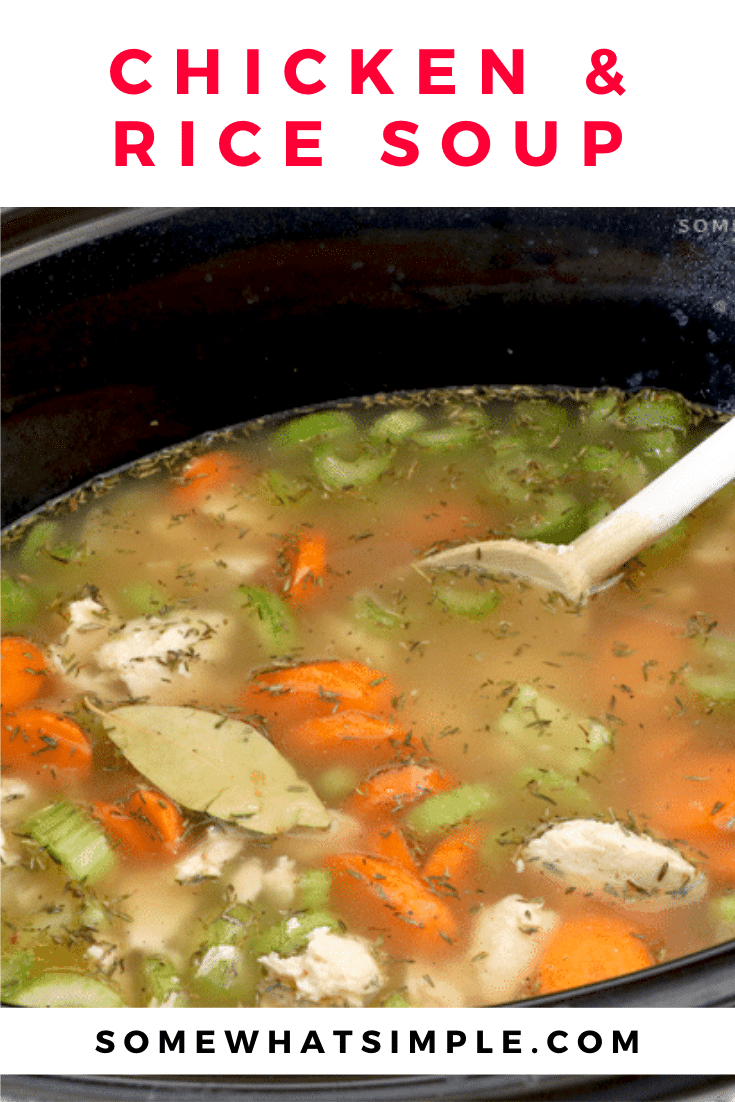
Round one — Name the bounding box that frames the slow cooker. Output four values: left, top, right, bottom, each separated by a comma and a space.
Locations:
2, 206, 734, 1101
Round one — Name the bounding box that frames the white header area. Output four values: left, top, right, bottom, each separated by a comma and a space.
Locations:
3, 1006, 734, 1075
3, 0, 734, 204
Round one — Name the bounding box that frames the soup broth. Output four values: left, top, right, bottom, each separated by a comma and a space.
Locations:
2, 387, 734, 1009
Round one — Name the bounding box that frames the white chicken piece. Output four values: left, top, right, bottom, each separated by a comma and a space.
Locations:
522, 819, 707, 910
469, 894, 559, 1004
174, 824, 247, 883
260, 855, 297, 911
406, 895, 557, 1007
259, 928, 382, 1006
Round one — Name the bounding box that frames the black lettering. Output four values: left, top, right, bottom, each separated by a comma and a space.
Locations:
334, 1031, 353, 1053
391, 1030, 398, 1053
447, 1031, 466, 1053
301, 1031, 325, 1054
578, 1031, 602, 1053
95, 1031, 115, 1054
410, 1030, 435, 1054
196, 1030, 215, 1054
225, 1030, 258, 1054
613, 1030, 638, 1054
477, 1031, 493, 1053
548, 1031, 568, 1054
160, 1030, 184, 1054
503, 1030, 521, 1053
270, 1031, 291, 1053
125, 1031, 149, 1054
362, 1030, 381, 1053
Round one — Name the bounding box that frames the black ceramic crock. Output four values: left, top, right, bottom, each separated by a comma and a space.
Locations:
2, 207, 734, 1102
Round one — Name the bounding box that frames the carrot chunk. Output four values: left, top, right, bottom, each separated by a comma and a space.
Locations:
325, 852, 458, 960
283, 531, 327, 605
92, 790, 185, 859
1, 707, 92, 787
240, 660, 398, 730
1, 636, 49, 711
172, 451, 244, 506
343, 762, 459, 821
274, 710, 410, 770
362, 822, 419, 873
535, 912, 655, 995
422, 824, 486, 895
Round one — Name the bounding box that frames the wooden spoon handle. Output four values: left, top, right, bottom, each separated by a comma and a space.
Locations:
570, 416, 735, 588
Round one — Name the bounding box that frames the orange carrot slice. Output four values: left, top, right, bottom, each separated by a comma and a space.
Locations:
325, 852, 458, 960
362, 822, 419, 872
240, 660, 398, 730
92, 789, 185, 859
1, 637, 49, 711
284, 531, 326, 604
422, 824, 486, 895
172, 451, 244, 506
1, 707, 92, 787
535, 911, 655, 995
275, 710, 410, 770
343, 762, 459, 821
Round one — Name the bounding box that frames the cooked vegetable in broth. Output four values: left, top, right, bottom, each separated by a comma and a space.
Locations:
2, 386, 734, 1008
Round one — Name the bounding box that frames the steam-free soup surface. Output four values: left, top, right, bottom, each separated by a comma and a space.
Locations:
2, 388, 734, 1008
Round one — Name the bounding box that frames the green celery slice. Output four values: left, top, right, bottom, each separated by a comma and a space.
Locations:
622, 390, 690, 431
370, 409, 427, 442
271, 410, 356, 448
1, 576, 40, 629
141, 956, 189, 1007
251, 910, 341, 958
404, 783, 498, 836
238, 585, 298, 655
685, 635, 735, 703
432, 583, 501, 620
13, 971, 125, 1007
296, 868, 333, 912
313, 448, 392, 489
22, 801, 116, 884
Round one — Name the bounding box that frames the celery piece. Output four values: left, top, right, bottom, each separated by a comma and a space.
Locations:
1, 576, 40, 629
315, 764, 360, 802
79, 896, 111, 931
495, 684, 613, 776
633, 428, 683, 470
685, 634, 735, 703
251, 910, 341, 958
382, 990, 411, 1007
404, 783, 498, 837
513, 491, 587, 544
1, 950, 35, 1001
238, 585, 298, 655
354, 594, 407, 634
192, 903, 258, 998
411, 425, 475, 450
491, 436, 534, 471
710, 894, 735, 930
14, 971, 125, 1007
447, 404, 491, 430
622, 390, 690, 432
513, 399, 569, 438
313, 447, 392, 489
580, 445, 624, 474
265, 468, 313, 504
581, 391, 621, 424
515, 767, 593, 812
584, 499, 613, 529
271, 410, 356, 448
296, 868, 332, 912
23, 801, 116, 884
121, 581, 167, 616
141, 956, 189, 1007
432, 583, 501, 620
370, 408, 427, 442
20, 520, 60, 569
610, 454, 650, 496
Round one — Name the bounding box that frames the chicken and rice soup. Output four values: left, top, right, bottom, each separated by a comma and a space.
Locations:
1, 387, 734, 1008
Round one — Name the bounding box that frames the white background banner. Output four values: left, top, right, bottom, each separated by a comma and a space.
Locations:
2, 1007, 734, 1075
2, 0, 734, 205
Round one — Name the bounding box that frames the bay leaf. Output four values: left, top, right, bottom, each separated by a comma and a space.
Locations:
100, 705, 330, 834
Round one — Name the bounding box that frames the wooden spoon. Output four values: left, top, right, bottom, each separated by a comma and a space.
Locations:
419, 416, 735, 604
